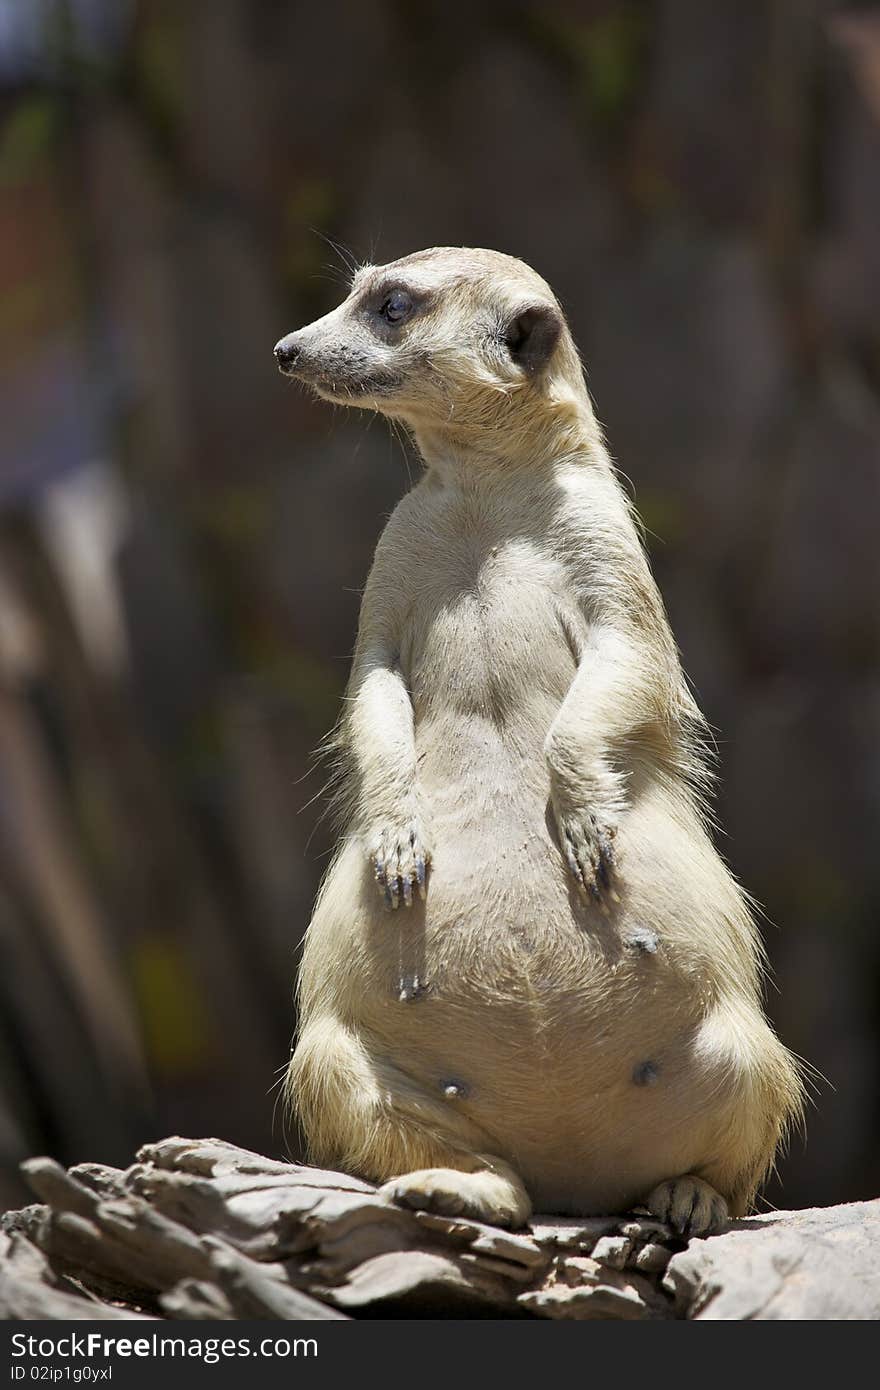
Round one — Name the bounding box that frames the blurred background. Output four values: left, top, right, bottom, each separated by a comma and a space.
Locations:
0, 0, 878, 1214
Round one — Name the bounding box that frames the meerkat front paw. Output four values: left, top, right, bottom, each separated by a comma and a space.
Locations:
644, 1175, 729, 1238
379, 1165, 532, 1228
368, 818, 431, 909
550, 796, 617, 900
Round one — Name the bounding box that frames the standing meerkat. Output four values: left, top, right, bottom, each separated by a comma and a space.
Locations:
274, 246, 804, 1236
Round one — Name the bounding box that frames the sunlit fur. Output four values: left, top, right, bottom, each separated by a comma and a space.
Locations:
283, 247, 805, 1230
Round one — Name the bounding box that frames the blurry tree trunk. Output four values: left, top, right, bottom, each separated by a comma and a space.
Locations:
0, 513, 285, 1171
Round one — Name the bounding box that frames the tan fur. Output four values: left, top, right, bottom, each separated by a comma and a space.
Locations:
276, 247, 804, 1234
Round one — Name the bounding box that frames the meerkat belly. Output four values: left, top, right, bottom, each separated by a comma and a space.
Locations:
346, 781, 729, 1212
357, 899, 716, 1212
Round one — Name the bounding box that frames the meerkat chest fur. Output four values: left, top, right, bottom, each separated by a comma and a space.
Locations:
399, 488, 582, 731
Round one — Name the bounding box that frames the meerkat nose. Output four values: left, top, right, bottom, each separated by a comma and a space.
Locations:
274, 333, 302, 371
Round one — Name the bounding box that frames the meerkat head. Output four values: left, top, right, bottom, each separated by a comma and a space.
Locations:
274, 247, 592, 453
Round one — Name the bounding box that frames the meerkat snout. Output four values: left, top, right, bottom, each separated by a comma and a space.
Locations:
274, 333, 302, 371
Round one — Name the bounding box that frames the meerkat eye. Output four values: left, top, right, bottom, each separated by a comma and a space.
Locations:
381, 290, 413, 325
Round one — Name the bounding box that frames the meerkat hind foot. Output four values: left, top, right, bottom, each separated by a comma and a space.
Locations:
380, 1164, 532, 1229
644, 1174, 729, 1238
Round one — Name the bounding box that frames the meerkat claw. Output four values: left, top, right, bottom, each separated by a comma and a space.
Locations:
563, 833, 587, 895
594, 829, 616, 891
557, 809, 617, 901
370, 822, 430, 910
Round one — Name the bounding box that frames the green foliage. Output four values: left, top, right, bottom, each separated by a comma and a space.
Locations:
198, 485, 269, 550
265, 650, 345, 736
130, 934, 214, 1076
0, 97, 59, 185
130, 9, 185, 153
633, 487, 688, 549
517, 2, 650, 133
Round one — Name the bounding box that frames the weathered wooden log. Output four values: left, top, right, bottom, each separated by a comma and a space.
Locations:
1, 1137, 878, 1320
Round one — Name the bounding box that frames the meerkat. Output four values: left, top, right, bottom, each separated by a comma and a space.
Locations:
274, 247, 804, 1236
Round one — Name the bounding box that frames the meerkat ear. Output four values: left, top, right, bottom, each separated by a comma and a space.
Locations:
503, 303, 562, 375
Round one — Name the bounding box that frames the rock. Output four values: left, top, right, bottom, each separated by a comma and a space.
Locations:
591, 1235, 635, 1270
663, 1200, 880, 1320
0, 1231, 154, 1321
0, 1138, 877, 1320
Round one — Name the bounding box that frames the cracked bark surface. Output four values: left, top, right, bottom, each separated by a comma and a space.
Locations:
1, 1138, 877, 1320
